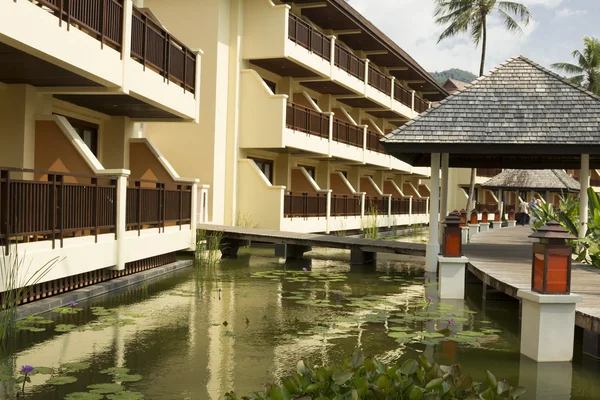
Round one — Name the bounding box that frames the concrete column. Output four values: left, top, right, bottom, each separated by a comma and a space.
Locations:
0, 85, 38, 170
121, 0, 133, 93
426, 153, 440, 272
439, 153, 449, 242
518, 357, 573, 400
580, 154, 590, 239
190, 182, 198, 251
114, 174, 130, 271
437, 256, 468, 299
517, 290, 582, 362
461, 226, 469, 244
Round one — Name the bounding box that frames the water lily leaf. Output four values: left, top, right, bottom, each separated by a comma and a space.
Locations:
448, 336, 477, 344
389, 326, 412, 332
61, 362, 91, 372
21, 327, 46, 332
34, 367, 54, 374
481, 329, 503, 334
46, 376, 78, 385
456, 331, 486, 338
0, 374, 10, 381
65, 393, 104, 400
106, 392, 145, 400
115, 374, 142, 382
332, 370, 353, 385
53, 307, 83, 315
101, 367, 130, 375
419, 332, 445, 339
388, 332, 415, 339
400, 359, 419, 375
55, 324, 78, 332
88, 383, 125, 394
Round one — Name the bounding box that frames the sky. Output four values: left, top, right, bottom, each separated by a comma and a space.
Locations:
347, 0, 600, 76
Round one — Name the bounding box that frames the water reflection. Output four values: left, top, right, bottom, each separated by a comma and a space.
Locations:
1, 247, 599, 399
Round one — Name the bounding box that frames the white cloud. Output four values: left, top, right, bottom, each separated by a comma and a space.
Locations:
555, 8, 588, 19
521, 0, 563, 7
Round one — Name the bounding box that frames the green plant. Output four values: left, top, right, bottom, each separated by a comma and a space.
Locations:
333, 219, 347, 237
235, 213, 259, 229
0, 249, 60, 341
552, 36, 600, 95
195, 229, 224, 267
364, 205, 380, 240
411, 223, 424, 238
221, 348, 526, 400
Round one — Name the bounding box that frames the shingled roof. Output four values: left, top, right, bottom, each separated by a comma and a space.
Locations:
382, 56, 600, 169
482, 169, 580, 192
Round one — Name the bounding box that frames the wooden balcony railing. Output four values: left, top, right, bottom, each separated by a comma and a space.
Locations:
414, 96, 429, 113
412, 198, 427, 214
288, 13, 331, 61
365, 197, 388, 215
476, 168, 503, 178
331, 194, 361, 216
126, 180, 192, 233
391, 198, 410, 215
284, 192, 327, 218
475, 203, 498, 213
334, 43, 365, 80
368, 67, 392, 96
286, 103, 329, 139
366, 130, 386, 154
332, 119, 363, 148
0, 168, 117, 254
394, 82, 412, 109
131, 6, 197, 93
27, 0, 124, 50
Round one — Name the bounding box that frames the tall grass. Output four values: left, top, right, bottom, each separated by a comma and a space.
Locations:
333, 218, 347, 237
235, 213, 259, 228
0, 249, 60, 340
363, 205, 380, 240
411, 223, 424, 238
195, 229, 224, 267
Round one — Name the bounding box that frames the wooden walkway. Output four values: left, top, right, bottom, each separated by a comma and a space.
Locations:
198, 224, 427, 257
464, 226, 600, 334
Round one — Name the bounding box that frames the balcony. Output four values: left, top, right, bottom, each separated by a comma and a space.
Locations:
286, 103, 329, 140
287, 13, 331, 62
476, 168, 503, 178
331, 194, 361, 217
1, 0, 200, 121
283, 191, 327, 218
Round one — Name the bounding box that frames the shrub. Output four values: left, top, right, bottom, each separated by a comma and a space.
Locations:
221, 349, 525, 400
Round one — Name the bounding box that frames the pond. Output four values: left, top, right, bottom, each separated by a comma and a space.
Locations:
1, 246, 600, 399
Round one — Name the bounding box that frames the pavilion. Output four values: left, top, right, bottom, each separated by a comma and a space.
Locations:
381, 56, 600, 271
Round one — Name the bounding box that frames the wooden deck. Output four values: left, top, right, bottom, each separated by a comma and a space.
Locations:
198, 224, 427, 256
464, 226, 600, 334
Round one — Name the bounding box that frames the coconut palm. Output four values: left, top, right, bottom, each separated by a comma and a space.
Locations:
552, 37, 600, 95
434, 0, 532, 212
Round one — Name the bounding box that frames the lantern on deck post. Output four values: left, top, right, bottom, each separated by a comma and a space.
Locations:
508, 209, 515, 221
481, 208, 489, 223
470, 210, 478, 225
528, 221, 576, 294
494, 209, 501, 222
459, 209, 467, 226
442, 212, 462, 257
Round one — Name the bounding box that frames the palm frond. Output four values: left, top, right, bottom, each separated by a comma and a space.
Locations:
496, 9, 524, 34
551, 62, 584, 75
497, 1, 532, 25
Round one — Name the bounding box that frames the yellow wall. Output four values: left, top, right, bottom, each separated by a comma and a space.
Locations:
129, 142, 175, 185
0, 85, 37, 169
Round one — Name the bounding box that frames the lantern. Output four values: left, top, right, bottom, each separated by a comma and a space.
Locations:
481, 208, 489, 223
508, 209, 515, 221
494, 209, 501, 222
442, 212, 462, 257
470, 210, 478, 225
459, 209, 467, 227
528, 221, 576, 294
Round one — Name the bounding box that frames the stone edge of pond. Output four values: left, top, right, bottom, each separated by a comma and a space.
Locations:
14, 260, 194, 321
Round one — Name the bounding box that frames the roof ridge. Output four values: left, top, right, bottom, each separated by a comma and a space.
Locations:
517, 55, 600, 102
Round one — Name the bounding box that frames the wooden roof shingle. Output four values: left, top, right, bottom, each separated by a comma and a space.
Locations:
482, 169, 580, 191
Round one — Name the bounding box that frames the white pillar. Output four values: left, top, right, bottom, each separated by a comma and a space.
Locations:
437, 256, 468, 299
426, 153, 441, 272
580, 154, 590, 239
439, 153, 449, 242
115, 174, 129, 271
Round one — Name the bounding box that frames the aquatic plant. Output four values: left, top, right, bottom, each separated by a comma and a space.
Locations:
235, 212, 259, 229
222, 348, 526, 400
0, 249, 60, 341
364, 204, 380, 240
195, 229, 224, 267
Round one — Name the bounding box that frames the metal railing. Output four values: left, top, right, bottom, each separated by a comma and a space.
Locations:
286, 103, 329, 139
126, 179, 192, 233
475, 203, 498, 213
0, 168, 117, 254
412, 198, 427, 214
334, 43, 365, 80
284, 192, 327, 218
25, 0, 124, 50
331, 194, 361, 216
131, 6, 196, 93
365, 197, 388, 215
332, 119, 363, 148
391, 198, 410, 215
394, 82, 412, 109
368, 66, 392, 95
476, 168, 502, 178
414, 96, 429, 113
366, 130, 386, 153
288, 13, 331, 61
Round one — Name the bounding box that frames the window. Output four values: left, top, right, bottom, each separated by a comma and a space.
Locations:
300, 165, 316, 180
58, 115, 99, 156
337, 170, 348, 178
263, 79, 277, 94
250, 158, 274, 184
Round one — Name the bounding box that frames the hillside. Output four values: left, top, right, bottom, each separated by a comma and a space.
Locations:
429, 69, 477, 85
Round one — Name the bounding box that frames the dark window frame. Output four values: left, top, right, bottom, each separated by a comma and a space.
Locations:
55, 114, 99, 157
299, 165, 316, 180
250, 157, 274, 184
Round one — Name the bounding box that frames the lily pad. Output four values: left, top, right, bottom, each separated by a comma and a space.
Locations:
389, 327, 412, 332
115, 374, 142, 383
101, 367, 130, 375
34, 367, 54, 375
53, 307, 83, 315
0, 374, 10, 381
107, 392, 145, 400
448, 336, 477, 343
456, 331, 486, 338
388, 332, 415, 340
419, 332, 445, 339
481, 329, 503, 334
88, 383, 125, 394
61, 362, 91, 372
55, 324, 78, 332
65, 393, 104, 400
46, 376, 78, 385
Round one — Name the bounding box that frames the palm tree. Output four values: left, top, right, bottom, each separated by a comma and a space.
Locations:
552, 37, 600, 95
434, 0, 532, 212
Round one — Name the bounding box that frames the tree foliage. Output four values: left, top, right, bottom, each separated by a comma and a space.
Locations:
430, 69, 478, 85
552, 36, 600, 95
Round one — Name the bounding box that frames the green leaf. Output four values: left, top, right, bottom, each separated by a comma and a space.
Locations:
485, 371, 497, 390
332, 370, 353, 385
479, 387, 495, 400
65, 393, 104, 400
424, 377, 443, 391
33, 367, 54, 375
456, 331, 486, 337
509, 386, 527, 398
61, 362, 91, 372
46, 376, 78, 385
401, 359, 419, 376
348, 349, 364, 369
106, 392, 145, 400
88, 383, 125, 394
116, 374, 143, 382
0, 374, 10, 381
409, 386, 423, 400
497, 379, 511, 395
55, 324, 78, 332
101, 367, 130, 375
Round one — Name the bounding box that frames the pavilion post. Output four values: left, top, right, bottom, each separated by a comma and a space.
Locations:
498, 189, 504, 219
426, 153, 441, 272
579, 154, 590, 240
439, 153, 449, 242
